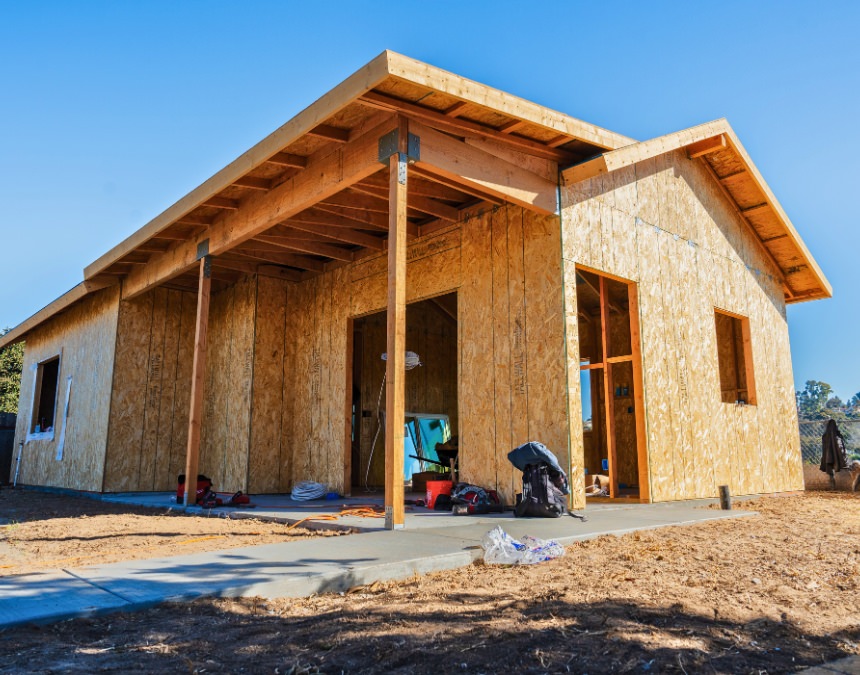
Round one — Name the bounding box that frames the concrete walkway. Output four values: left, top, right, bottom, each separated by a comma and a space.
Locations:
0, 500, 753, 628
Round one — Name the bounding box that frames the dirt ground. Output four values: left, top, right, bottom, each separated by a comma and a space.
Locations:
0, 489, 342, 576
1, 492, 859, 674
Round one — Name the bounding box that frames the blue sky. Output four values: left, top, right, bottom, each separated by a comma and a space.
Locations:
1, 1, 857, 400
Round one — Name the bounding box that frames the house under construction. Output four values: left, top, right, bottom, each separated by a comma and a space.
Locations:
1, 51, 830, 526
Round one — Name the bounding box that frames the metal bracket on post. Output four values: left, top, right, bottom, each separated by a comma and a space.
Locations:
196, 238, 210, 260
378, 131, 420, 165
384, 506, 404, 530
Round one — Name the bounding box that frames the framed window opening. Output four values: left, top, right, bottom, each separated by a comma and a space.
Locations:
28, 354, 61, 440
714, 309, 756, 406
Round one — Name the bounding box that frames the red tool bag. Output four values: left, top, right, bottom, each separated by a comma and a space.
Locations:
176, 474, 213, 504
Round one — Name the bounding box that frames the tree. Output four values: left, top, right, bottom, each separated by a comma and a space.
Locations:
0, 329, 23, 413
796, 380, 833, 419
849, 392, 860, 409
825, 396, 844, 410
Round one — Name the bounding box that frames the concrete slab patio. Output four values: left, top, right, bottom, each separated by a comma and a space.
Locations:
0, 499, 755, 629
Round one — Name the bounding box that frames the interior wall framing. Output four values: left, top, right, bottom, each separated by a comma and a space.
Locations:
561, 149, 803, 504
355, 298, 459, 488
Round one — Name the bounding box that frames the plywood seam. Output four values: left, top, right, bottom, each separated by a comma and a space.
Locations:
164, 293, 185, 490
563, 197, 784, 295
245, 276, 260, 492
136, 298, 157, 488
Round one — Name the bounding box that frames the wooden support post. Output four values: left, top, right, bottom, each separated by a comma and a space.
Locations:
598, 276, 618, 498
343, 318, 354, 497
384, 118, 409, 530
182, 255, 211, 507
627, 283, 651, 503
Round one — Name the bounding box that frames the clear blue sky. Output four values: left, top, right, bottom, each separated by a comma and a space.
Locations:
1, 1, 857, 400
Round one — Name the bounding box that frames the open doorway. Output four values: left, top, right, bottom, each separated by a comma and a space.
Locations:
349, 293, 459, 495
576, 269, 649, 502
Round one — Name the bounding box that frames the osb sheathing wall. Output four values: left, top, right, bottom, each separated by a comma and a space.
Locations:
561, 150, 802, 504
250, 205, 569, 500
103, 278, 258, 493
103, 287, 196, 491
197, 275, 256, 492
13, 286, 121, 491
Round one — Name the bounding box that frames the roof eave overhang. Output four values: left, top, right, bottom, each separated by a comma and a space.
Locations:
84, 50, 632, 282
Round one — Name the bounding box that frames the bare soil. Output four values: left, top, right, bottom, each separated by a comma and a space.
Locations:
1, 492, 859, 674
0, 488, 341, 576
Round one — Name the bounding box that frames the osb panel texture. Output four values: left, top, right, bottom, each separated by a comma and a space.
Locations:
14, 286, 120, 491
103, 288, 197, 492
249, 206, 569, 501
561, 150, 801, 504
356, 302, 458, 487
198, 275, 256, 493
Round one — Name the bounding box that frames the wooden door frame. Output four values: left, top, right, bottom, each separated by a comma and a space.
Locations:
577, 266, 650, 502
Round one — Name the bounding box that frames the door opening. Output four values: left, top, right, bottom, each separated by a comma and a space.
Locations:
349, 293, 459, 494
576, 269, 648, 501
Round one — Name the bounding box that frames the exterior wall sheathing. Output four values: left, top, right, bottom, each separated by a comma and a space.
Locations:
561, 150, 802, 506
13, 286, 121, 491
250, 205, 569, 502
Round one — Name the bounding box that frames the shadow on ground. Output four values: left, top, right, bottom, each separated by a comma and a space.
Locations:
1, 592, 856, 674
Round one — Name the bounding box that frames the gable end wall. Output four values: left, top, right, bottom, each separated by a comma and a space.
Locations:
560, 149, 802, 502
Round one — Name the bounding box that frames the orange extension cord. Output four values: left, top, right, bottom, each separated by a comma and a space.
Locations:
284, 504, 386, 530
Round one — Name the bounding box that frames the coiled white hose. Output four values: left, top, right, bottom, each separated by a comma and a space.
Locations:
291, 481, 327, 501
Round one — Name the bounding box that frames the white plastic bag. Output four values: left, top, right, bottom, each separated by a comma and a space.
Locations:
481, 525, 565, 565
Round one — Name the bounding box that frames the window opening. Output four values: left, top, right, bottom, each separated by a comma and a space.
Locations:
714, 310, 756, 405
31, 356, 60, 434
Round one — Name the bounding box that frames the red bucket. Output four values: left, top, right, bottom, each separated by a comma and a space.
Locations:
425, 480, 453, 509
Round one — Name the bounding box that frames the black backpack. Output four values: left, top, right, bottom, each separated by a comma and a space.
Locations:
515, 463, 567, 518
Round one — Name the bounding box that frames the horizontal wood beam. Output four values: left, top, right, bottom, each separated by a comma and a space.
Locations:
350, 182, 461, 221
319, 189, 388, 213
444, 101, 469, 117
741, 203, 770, 217
410, 119, 558, 214
562, 119, 732, 185
213, 258, 303, 282
547, 134, 572, 148
312, 203, 390, 230
498, 119, 526, 134
233, 176, 272, 191
257, 264, 305, 282
359, 91, 571, 162
265, 151, 308, 168
687, 134, 726, 158
357, 172, 468, 201
175, 214, 215, 226
228, 248, 325, 272
203, 196, 240, 210
308, 124, 350, 142
409, 166, 505, 205
256, 233, 355, 261
281, 220, 384, 249
121, 117, 395, 299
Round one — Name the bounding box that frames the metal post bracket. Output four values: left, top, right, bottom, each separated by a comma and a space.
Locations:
379, 131, 420, 165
